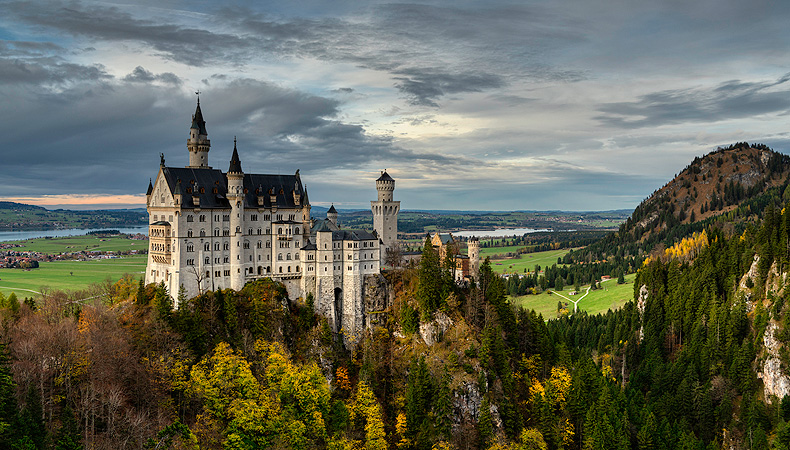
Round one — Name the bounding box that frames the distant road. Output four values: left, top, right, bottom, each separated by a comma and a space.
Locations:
551, 278, 614, 312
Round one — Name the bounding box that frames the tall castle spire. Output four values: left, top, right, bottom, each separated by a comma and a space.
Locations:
187, 97, 211, 168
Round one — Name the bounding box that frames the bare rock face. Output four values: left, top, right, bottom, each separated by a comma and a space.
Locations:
419, 311, 454, 346
363, 273, 389, 329
453, 381, 481, 426
758, 322, 790, 403
637, 285, 648, 342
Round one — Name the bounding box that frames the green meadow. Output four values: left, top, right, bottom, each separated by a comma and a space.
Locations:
0, 234, 148, 297
6, 234, 148, 254
0, 255, 147, 298
510, 273, 636, 319
486, 248, 572, 274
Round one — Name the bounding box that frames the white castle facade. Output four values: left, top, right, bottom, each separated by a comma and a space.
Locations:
145, 101, 400, 336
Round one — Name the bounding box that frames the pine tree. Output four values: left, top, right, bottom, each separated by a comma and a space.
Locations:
0, 343, 19, 448
434, 367, 452, 440
417, 236, 441, 319
478, 397, 493, 448
53, 405, 81, 450
19, 385, 45, 450
136, 279, 147, 305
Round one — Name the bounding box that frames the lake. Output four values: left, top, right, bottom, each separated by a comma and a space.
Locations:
0, 226, 149, 242
453, 227, 550, 238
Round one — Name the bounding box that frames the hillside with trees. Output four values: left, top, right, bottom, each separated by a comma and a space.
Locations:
0, 202, 147, 230
2, 146, 790, 449
566, 143, 790, 267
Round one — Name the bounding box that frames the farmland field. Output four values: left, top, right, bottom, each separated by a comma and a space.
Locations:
487, 248, 572, 274
0, 234, 148, 297
6, 234, 148, 254
510, 273, 636, 319
0, 255, 147, 297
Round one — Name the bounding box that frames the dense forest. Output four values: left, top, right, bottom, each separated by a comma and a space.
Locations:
2, 198, 790, 449
3, 148, 790, 449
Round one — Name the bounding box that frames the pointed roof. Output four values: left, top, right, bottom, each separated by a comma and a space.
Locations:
377, 170, 394, 182
146, 178, 153, 195
190, 98, 208, 135
328, 204, 337, 214
228, 137, 243, 173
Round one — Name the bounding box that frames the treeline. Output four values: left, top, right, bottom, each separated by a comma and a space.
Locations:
7, 195, 790, 449
544, 197, 790, 449
504, 260, 629, 296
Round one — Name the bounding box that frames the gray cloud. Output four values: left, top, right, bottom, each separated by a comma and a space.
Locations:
393, 70, 504, 107
123, 66, 182, 85
2, 1, 255, 67
597, 73, 790, 128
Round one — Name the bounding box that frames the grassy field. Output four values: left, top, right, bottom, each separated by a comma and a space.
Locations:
0, 234, 149, 298
6, 234, 148, 254
0, 255, 147, 297
488, 249, 572, 274
510, 273, 636, 319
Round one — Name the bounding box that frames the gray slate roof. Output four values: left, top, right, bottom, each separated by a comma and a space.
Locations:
161, 166, 306, 210
376, 171, 394, 182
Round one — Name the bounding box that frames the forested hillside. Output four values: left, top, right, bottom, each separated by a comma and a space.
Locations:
2, 147, 790, 449
566, 144, 790, 268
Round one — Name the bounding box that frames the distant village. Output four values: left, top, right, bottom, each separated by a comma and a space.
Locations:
0, 233, 147, 269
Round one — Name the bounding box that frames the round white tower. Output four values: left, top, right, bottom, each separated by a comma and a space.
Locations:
227, 138, 245, 291
187, 98, 211, 168
371, 171, 400, 264
468, 237, 480, 279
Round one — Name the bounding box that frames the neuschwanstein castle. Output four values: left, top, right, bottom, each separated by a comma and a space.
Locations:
145, 100, 400, 337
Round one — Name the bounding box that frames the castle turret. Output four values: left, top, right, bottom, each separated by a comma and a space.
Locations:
371, 171, 400, 264
146, 179, 153, 206
187, 98, 211, 168
327, 204, 338, 225
468, 237, 480, 279
227, 138, 245, 291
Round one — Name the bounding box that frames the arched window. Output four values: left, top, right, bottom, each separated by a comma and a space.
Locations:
279, 267, 282, 273
278, 228, 282, 235
295, 227, 300, 234
286, 254, 292, 260
187, 215, 193, 222
214, 243, 220, 251
224, 242, 229, 250
257, 241, 262, 249
278, 253, 283, 261
204, 243, 210, 251
187, 229, 193, 237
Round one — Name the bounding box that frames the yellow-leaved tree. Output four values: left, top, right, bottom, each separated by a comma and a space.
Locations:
257, 339, 333, 449
189, 341, 281, 449
349, 381, 387, 450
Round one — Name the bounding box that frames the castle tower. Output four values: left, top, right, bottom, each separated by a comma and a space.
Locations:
227, 139, 245, 291
371, 171, 400, 264
468, 237, 480, 279
327, 204, 338, 225
187, 99, 211, 168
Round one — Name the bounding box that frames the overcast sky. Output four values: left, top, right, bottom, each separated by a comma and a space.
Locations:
2, 0, 790, 211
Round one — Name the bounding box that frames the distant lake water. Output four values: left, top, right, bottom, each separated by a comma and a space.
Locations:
454, 227, 550, 238
0, 226, 149, 242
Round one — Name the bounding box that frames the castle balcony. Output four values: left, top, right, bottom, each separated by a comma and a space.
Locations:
149, 221, 172, 265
